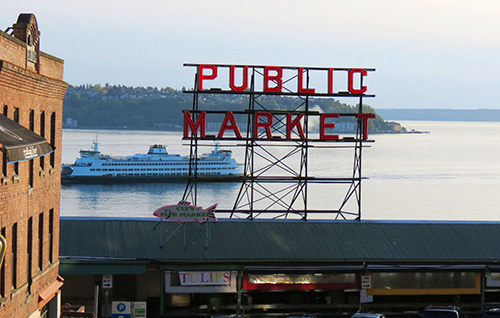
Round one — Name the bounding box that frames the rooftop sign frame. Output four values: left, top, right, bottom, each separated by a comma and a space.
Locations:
181, 63, 376, 221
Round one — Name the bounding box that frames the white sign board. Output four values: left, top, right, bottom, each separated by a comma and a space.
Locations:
361, 275, 371, 289
360, 289, 373, 303
133, 301, 147, 318
103, 275, 113, 289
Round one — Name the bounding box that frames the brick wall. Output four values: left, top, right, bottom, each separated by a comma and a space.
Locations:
0, 31, 26, 69
40, 52, 65, 81
0, 14, 68, 318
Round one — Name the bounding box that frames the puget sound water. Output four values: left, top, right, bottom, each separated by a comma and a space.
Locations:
60, 121, 500, 221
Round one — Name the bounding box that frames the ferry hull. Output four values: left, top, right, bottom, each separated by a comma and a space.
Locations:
61, 173, 246, 184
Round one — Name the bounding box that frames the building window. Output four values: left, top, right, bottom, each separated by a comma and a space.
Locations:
27, 217, 33, 293
2, 150, 6, 178
40, 112, 45, 170
1, 227, 5, 297
38, 213, 44, 270
2, 105, 7, 116
29, 160, 34, 188
49, 209, 54, 263
13, 107, 19, 123
40, 111, 46, 137
50, 113, 56, 167
29, 109, 35, 131
11, 223, 17, 290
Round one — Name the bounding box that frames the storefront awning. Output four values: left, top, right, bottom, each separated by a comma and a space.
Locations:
59, 262, 148, 275
0, 114, 53, 163
38, 275, 64, 310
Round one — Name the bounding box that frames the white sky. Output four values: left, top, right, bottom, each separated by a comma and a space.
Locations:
1, 0, 499, 109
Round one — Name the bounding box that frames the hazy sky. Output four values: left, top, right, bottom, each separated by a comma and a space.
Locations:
2, 0, 499, 109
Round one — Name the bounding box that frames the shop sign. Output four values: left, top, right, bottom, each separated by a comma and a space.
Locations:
179, 271, 231, 286
183, 63, 376, 142
165, 271, 237, 293
23, 145, 38, 160
187, 64, 372, 96
153, 201, 217, 223
184, 111, 375, 141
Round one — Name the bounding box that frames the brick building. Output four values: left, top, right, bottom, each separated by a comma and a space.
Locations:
0, 14, 68, 318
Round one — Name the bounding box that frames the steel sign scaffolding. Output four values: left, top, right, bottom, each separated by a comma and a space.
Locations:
182, 64, 375, 221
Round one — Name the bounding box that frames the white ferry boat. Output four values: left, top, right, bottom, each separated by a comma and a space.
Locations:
61, 141, 243, 182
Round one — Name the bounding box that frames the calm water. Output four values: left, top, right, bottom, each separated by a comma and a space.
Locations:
60, 121, 500, 221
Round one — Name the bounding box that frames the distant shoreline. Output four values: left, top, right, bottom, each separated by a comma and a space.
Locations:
376, 108, 500, 122
61, 126, 427, 135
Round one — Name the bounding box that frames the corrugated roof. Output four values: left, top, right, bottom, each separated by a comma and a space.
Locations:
60, 218, 500, 264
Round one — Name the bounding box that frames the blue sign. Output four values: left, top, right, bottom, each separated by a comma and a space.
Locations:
111, 301, 131, 318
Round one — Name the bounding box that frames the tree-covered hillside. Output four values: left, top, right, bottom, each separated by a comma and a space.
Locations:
63, 84, 398, 132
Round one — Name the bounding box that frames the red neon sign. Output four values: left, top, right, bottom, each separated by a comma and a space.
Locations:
348, 68, 368, 94
320, 114, 340, 140
188, 64, 373, 96
183, 111, 375, 141
264, 66, 283, 93
297, 67, 315, 94
218, 111, 242, 139
230, 65, 248, 91
198, 65, 218, 91
254, 112, 274, 139
286, 113, 305, 140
